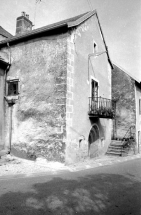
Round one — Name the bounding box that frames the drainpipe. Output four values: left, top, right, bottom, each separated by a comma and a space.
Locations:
5, 42, 12, 153
8, 101, 15, 152
88, 51, 107, 82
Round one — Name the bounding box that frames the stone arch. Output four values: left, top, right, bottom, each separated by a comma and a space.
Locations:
88, 123, 100, 158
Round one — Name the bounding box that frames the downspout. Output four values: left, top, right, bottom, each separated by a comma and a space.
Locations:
4, 42, 13, 153
4, 43, 11, 99
88, 51, 107, 82
8, 101, 15, 153
4, 64, 10, 152
7, 43, 12, 153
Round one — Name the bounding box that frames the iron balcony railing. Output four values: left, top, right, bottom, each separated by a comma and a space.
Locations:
88, 96, 115, 118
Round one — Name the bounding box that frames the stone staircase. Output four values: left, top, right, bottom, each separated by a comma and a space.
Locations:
106, 140, 128, 156
107, 126, 136, 157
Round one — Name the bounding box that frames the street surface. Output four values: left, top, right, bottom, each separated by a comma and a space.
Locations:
0, 157, 141, 215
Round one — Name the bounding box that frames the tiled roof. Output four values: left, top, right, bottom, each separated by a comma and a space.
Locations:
0, 10, 113, 69
0, 11, 96, 44
113, 63, 140, 83
0, 26, 13, 38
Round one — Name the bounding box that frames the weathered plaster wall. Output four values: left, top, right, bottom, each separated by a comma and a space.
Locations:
135, 82, 141, 152
112, 65, 136, 139
3, 34, 67, 162
65, 15, 112, 163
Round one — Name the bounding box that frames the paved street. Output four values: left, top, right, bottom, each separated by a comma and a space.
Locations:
0, 157, 141, 215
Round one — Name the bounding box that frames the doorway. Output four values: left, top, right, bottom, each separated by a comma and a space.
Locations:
88, 124, 100, 158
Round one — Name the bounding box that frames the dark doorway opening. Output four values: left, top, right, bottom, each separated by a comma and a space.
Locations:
88, 124, 100, 158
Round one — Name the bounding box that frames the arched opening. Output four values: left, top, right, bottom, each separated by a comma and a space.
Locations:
88, 124, 100, 158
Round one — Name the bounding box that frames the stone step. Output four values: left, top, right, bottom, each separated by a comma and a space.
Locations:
111, 140, 122, 143
110, 140, 123, 146
106, 151, 128, 156
106, 140, 129, 157
106, 151, 122, 156
107, 148, 127, 153
107, 148, 123, 153
108, 145, 123, 149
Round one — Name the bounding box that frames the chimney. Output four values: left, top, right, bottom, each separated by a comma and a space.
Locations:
16, 12, 33, 35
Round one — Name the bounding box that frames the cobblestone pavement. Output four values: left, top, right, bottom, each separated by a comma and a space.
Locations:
0, 153, 141, 178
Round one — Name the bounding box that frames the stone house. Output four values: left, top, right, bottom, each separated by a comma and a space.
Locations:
111, 63, 141, 154
0, 10, 114, 163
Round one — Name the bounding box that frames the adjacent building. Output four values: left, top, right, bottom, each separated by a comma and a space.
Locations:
112, 64, 141, 154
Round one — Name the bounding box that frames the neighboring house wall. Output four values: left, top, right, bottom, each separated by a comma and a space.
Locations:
112, 65, 136, 139
65, 15, 112, 162
3, 33, 68, 162
135, 82, 141, 152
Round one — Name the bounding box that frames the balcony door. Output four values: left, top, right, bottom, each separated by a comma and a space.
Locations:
91, 79, 98, 99
91, 79, 98, 110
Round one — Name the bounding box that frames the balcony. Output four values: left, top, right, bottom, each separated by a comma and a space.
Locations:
88, 97, 115, 119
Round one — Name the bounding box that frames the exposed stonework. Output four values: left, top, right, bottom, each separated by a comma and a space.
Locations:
112, 65, 136, 139
66, 32, 75, 139
4, 35, 68, 162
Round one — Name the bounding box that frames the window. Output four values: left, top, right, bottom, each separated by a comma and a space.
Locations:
7, 80, 19, 96
139, 99, 141, 115
91, 79, 98, 98
91, 79, 98, 109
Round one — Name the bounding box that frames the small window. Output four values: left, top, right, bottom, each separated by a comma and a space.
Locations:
7, 80, 19, 96
139, 99, 141, 115
93, 42, 97, 53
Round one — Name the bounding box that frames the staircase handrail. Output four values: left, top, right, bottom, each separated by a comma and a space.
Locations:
121, 125, 136, 155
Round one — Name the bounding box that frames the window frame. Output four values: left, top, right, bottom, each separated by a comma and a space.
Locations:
90, 76, 99, 98
6, 79, 20, 96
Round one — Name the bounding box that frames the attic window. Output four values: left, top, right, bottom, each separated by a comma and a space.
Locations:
93, 42, 97, 53
7, 79, 19, 96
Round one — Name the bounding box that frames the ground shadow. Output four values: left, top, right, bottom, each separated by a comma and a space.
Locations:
0, 171, 141, 215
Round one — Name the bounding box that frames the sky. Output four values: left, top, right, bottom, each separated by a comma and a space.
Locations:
0, 0, 141, 79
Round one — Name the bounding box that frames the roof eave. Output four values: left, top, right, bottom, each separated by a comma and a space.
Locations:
0, 11, 95, 47
68, 10, 96, 28
0, 22, 68, 46
113, 63, 141, 84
